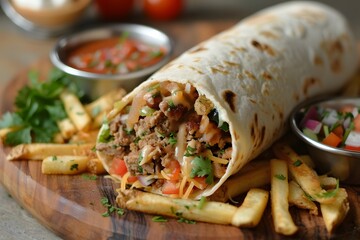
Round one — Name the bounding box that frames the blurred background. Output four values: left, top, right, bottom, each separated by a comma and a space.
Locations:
1, 0, 360, 239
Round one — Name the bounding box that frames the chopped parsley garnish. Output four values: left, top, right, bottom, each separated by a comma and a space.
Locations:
316, 179, 339, 199
81, 174, 98, 180
152, 216, 168, 222
219, 122, 229, 132
175, 212, 196, 224
197, 196, 206, 209
190, 156, 214, 184
52, 156, 57, 161
134, 136, 141, 144
98, 121, 114, 143
138, 154, 144, 173
70, 163, 79, 171
0, 69, 83, 146
184, 146, 196, 157
207, 109, 229, 132
169, 132, 177, 146
293, 160, 302, 167
274, 174, 286, 180
101, 197, 125, 217
168, 100, 176, 110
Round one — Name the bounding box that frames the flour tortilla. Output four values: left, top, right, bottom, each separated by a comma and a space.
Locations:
97, 1, 358, 198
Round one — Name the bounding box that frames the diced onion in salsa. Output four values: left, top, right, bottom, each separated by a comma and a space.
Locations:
300, 103, 360, 151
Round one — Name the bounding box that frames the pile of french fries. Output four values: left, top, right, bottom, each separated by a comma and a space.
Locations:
1, 84, 352, 236
117, 143, 350, 236
1, 88, 126, 175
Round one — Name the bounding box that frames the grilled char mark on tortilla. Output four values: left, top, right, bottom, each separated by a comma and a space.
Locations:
96, 81, 232, 197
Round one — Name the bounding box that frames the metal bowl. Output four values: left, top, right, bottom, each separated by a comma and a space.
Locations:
1, 0, 91, 38
50, 24, 173, 99
290, 97, 360, 185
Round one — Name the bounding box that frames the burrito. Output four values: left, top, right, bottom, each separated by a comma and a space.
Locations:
96, 1, 358, 199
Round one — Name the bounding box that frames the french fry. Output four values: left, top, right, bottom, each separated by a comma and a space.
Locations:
69, 130, 99, 144
6, 143, 93, 161
210, 161, 270, 202
117, 189, 237, 225
60, 90, 91, 131
319, 176, 338, 190
288, 180, 318, 215
42, 155, 88, 174
299, 155, 316, 169
85, 88, 127, 118
57, 118, 77, 140
52, 132, 65, 144
231, 188, 269, 227
85, 88, 126, 129
320, 188, 349, 233
85, 88, 127, 129
270, 159, 298, 236
87, 158, 106, 174
273, 143, 336, 204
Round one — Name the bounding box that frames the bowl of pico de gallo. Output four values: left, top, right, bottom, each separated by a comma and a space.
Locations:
50, 23, 173, 99
290, 97, 360, 185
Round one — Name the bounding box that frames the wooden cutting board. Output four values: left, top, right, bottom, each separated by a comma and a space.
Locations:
1, 20, 360, 240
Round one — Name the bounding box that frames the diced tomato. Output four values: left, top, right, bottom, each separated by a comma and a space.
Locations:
166, 160, 181, 182
322, 132, 342, 147
81, 54, 93, 66
110, 157, 137, 183
162, 180, 179, 195
354, 114, 360, 132
332, 125, 344, 138
110, 157, 128, 176
193, 176, 207, 189
344, 145, 360, 151
125, 60, 138, 72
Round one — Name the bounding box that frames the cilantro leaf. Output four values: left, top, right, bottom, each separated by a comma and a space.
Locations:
190, 156, 214, 184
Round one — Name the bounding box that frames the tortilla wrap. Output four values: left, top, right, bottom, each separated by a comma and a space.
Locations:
96, 1, 358, 199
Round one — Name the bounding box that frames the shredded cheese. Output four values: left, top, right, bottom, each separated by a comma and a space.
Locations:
130, 180, 142, 189
121, 172, 130, 191
190, 178, 205, 190
208, 155, 229, 165
183, 181, 195, 199
160, 170, 171, 180
175, 123, 187, 164
179, 175, 188, 197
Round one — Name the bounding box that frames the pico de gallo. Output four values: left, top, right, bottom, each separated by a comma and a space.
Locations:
300, 102, 360, 151
67, 32, 166, 75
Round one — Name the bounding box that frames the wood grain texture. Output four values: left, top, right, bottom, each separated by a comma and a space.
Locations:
1, 21, 360, 240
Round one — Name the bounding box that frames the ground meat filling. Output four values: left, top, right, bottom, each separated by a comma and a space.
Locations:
96, 81, 232, 193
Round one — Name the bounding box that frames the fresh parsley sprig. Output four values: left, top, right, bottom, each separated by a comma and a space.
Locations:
0, 68, 83, 145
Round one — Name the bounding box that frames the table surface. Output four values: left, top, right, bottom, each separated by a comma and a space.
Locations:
1, 1, 360, 239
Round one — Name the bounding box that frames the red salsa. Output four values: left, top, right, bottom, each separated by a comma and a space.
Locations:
67, 33, 166, 74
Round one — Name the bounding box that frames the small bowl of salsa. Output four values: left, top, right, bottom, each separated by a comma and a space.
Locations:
50, 24, 173, 99
290, 97, 360, 185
